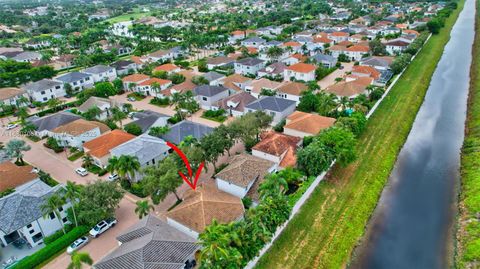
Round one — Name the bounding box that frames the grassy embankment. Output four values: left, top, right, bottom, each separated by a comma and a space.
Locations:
456, 0, 480, 267
255, 1, 465, 268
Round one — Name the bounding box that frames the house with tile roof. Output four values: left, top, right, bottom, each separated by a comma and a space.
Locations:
193, 85, 229, 110
161, 120, 214, 145
77, 96, 119, 120
234, 57, 265, 76
135, 78, 172, 97
328, 31, 350, 43
359, 56, 394, 71
385, 39, 410, 55
94, 214, 198, 269
276, 81, 309, 104
83, 129, 136, 168
166, 183, 244, 238
252, 131, 302, 168
153, 63, 181, 74
244, 78, 282, 98
218, 74, 252, 92
281, 41, 302, 53
0, 162, 38, 193
351, 65, 382, 80
283, 111, 336, 138
0, 87, 29, 109
0, 179, 70, 248
82, 65, 117, 83
110, 134, 170, 182
258, 62, 288, 79
346, 45, 370, 61
215, 154, 276, 200
325, 77, 373, 99
284, 63, 316, 82
50, 119, 110, 149
245, 96, 296, 125
22, 79, 65, 103
212, 92, 257, 117
162, 80, 197, 97
121, 73, 150, 90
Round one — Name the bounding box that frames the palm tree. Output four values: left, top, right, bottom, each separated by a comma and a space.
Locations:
134, 200, 154, 219
266, 46, 283, 61
5, 139, 31, 165
106, 156, 119, 174
116, 155, 141, 181
258, 173, 288, 199
47, 98, 62, 112
67, 252, 93, 269
16, 106, 29, 121
82, 154, 94, 169
41, 192, 67, 234
198, 220, 232, 263
111, 107, 126, 128
64, 181, 80, 227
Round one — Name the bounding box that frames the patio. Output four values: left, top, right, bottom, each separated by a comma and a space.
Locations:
0, 242, 44, 268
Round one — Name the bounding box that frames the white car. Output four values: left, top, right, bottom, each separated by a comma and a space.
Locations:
89, 218, 117, 238
107, 173, 119, 181
75, 168, 88, 177
6, 124, 17, 130
66, 236, 89, 254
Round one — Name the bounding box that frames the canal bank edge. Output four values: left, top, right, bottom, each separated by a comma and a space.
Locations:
253, 0, 466, 268
457, 0, 480, 267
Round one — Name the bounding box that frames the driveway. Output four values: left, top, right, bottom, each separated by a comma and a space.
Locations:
317, 62, 354, 89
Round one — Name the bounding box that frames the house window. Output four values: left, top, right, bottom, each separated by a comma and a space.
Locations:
29, 229, 35, 234
58, 206, 63, 212
27, 224, 32, 228
73, 82, 77, 86
55, 86, 60, 89
62, 217, 68, 223
32, 233, 43, 243
40, 91, 45, 95
43, 97, 47, 101
152, 159, 155, 164
202, 97, 207, 101
49, 212, 55, 219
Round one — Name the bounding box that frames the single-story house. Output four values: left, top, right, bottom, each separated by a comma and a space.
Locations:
359, 56, 394, 71
28, 112, 82, 137
77, 96, 118, 120
128, 110, 170, 133
325, 77, 373, 99
283, 111, 336, 138
153, 63, 181, 74
166, 183, 244, 238
257, 62, 287, 79
215, 154, 276, 201
93, 214, 198, 269
50, 119, 110, 149
241, 36, 266, 48
252, 131, 302, 168
212, 92, 257, 117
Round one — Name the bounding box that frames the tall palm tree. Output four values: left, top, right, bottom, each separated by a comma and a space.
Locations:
116, 155, 141, 181
82, 154, 94, 169
111, 107, 126, 128
106, 156, 119, 174
41, 192, 67, 234
64, 181, 80, 227
135, 200, 154, 219
67, 252, 93, 269
258, 173, 288, 199
198, 220, 232, 264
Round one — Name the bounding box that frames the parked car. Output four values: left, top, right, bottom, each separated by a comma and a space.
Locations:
6, 124, 17, 130
107, 173, 119, 181
89, 218, 117, 238
127, 97, 136, 102
75, 168, 88, 177
66, 236, 89, 254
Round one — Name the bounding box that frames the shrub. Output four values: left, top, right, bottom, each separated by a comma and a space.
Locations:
202, 109, 227, 122
124, 123, 143, 135
11, 226, 90, 269
43, 224, 74, 244
0, 188, 15, 198
67, 151, 84, 162
150, 97, 170, 107
38, 171, 59, 187
168, 114, 182, 124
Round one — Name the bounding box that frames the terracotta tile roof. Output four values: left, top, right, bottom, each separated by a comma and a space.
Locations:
0, 87, 25, 101
352, 65, 381, 79
246, 47, 258, 54
277, 81, 308, 96
330, 45, 348, 51
338, 40, 353, 47
166, 182, 244, 233
284, 111, 336, 136
0, 162, 37, 192
247, 78, 281, 94
52, 119, 110, 135
220, 74, 251, 92
162, 80, 196, 96
153, 63, 179, 72
346, 45, 370, 52
130, 56, 143, 65
283, 41, 301, 47
314, 36, 333, 43
286, 63, 316, 73
253, 131, 301, 157
122, 74, 150, 83
403, 29, 420, 36
83, 130, 136, 158
330, 31, 349, 37
138, 78, 171, 86
215, 92, 256, 112
325, 77, 373, 97
290, 53, 308, 62
215, 154, 274, 188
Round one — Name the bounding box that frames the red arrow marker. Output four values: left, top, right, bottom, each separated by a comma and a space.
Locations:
166, 141, 204, 190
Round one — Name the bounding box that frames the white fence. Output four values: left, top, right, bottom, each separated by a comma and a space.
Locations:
245, 34, 433, 269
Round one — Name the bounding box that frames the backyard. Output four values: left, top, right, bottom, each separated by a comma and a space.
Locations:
255, 1, 465, 268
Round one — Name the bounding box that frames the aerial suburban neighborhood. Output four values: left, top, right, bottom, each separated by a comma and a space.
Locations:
0, 0, 478, 269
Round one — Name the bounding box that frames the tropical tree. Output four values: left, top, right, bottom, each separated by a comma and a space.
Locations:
148, 126, 170, 137
266, 46, 284, 61
67, 252, 93, 269
116, 155, 141, 181
64, 181, 80, 227
134, 200, 154, 219
258, 173, 288, 199
111, 107, 127, 127
142, 157, 183, 204
82, 154, 94, 169
47, 98, 62, 111
41, 192, 67, 234
5, 139, 31, 165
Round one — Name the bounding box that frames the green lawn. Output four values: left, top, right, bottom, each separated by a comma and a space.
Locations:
107, 12, 151, 23
456, 0, 480, 267
255, 2, 465, 269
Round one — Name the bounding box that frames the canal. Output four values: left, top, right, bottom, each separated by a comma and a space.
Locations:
351, 0, 476, 268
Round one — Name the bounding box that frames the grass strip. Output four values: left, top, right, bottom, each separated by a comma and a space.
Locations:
456, 1, 480, 267
255, 1, 465, 268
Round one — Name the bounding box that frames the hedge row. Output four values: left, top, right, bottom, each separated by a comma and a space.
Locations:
11, 226, 90, 269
